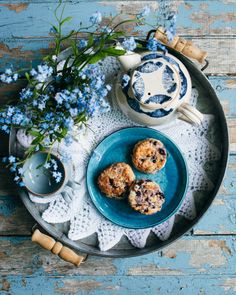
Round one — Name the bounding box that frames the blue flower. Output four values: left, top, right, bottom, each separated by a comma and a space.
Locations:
0, 68, 19, 84
137, 6, 151, 19
89, 11, 102, 25
43, 137, 51, 146
157, 1, 177, 42
18, 168, 23, 175
69, 108, 78, 117
14, 175, 20, 182
102, 27, 112, 34
6, 106, 14, 116
64, 118, 74, 130
5, 69, 12, 75
2, 157, 7, 163
10, 166, 16, 172
2, 125, 10, 133
78, 39, 88, 49
52, 55, 57, 62
38, 102, 46, 111
13, 73, 18, 81
55, 92, 64, 105
52, 171, 62, 183
8, 156, 16, 163
122, 37, 137, 51
44, 162, 51, 169
0, 74, 11, 84
31, 64, 53, 83
50, 27, 57, 34
50, 159, 58, 171
64, 135, 73, 146
121, 74, 130, 88
147, 38, 167, 53
41, 123, 49, 130
20, 88, 33, 101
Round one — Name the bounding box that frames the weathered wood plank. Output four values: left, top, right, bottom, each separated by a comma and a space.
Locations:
210, 76, 236, 117
0, 194, 34, 235
0, 235, 235, 277
227, 118, 236, 153
1, 275, 236, 295
0, 1, 236, 38
0, 37, 236, 74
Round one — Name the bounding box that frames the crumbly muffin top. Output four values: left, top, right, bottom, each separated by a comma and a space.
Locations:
132, 138, 167, 174
128, 179, 165, 215
98, 162, 135, 198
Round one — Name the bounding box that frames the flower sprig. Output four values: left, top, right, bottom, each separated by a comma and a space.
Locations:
0, 2, 177, 186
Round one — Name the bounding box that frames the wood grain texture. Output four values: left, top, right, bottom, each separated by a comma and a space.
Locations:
1, 38, 236, 74
0, 1, 236, 74
1, 275, 236, 295
0, 1, 235, 38
0, 235, 235, 276
0, 0, 236, 292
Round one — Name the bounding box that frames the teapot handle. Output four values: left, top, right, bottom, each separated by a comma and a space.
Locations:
177, 103, 204, 125
146, 28, 208, 69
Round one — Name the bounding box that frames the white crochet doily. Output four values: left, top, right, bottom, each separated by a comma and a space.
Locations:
19, 57, 220, 251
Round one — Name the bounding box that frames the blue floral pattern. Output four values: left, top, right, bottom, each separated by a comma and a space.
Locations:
162, 65, 177, 94
142, 53, 188, 100
136, 61, 163, 73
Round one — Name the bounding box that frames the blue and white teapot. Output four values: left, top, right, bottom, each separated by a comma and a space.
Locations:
115, 49, 203, 126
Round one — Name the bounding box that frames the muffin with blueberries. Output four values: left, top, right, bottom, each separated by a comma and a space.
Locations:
98, 162, 135, 199
128, 179, 165, 215
132, 138, 167, 174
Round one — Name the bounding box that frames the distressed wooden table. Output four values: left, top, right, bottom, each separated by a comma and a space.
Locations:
0, 1, 236, 294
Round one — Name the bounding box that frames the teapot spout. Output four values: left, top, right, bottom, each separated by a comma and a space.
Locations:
116, 44, 141, 71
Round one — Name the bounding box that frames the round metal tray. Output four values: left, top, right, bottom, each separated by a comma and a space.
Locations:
10, 48, 229, 258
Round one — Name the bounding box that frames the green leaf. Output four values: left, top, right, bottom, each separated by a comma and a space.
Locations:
107, 31, 125, 40
87, 34, 94, 47
88, 52, 108, 64
71, 39, 79, 56
61, 29, 76, 41
60, 16, 73, 26
52, 25, 60, 34
61, 128, 68, 137
28, 130, 41, 137
103, 47, 126, 56
25, 72, 31, 83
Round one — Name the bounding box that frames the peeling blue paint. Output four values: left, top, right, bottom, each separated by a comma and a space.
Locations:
1, 274, 236, 295
0, 195, 17, 217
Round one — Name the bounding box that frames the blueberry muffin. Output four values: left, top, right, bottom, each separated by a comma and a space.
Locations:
132, 138, 167, 173
98, 162, 135, 198
128, 179, 165, 215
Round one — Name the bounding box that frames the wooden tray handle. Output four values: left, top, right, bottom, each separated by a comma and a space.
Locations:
154, 28, 207, 64
32, 229, 85, 267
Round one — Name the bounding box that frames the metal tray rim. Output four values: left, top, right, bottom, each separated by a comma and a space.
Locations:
16, 49, 229, 258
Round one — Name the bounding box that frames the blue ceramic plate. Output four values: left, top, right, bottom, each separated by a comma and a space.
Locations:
86, 127, 188, 229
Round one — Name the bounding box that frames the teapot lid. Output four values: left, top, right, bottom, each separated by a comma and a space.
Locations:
130, 59, 181, 110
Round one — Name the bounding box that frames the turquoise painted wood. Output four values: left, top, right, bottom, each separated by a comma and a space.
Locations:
2, 275, 236, 295
0, 1, 236, 294
0, 1, 235, 38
